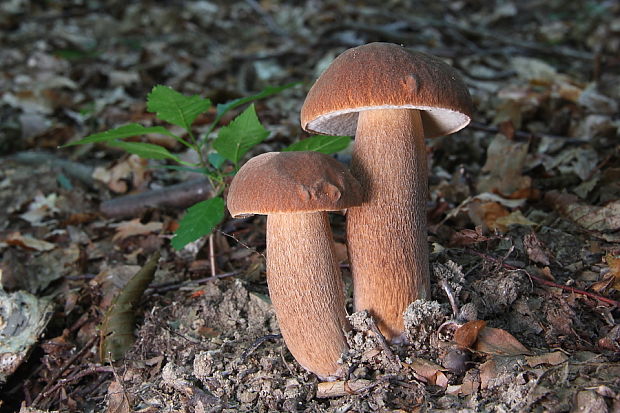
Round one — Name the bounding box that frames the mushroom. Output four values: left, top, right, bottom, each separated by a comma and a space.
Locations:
227, 151, 362, 379
301, 43, 473, 341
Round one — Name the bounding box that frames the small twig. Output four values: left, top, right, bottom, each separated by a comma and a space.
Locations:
31, 335, 99, 407
160, 323, 205, 347
146, 271, 238, 294
35, 366, 114, 402
208, 233, 217, 277
468, 249, 620, 308
366, 317, 400, 368
440, 279, 459, 319
217, 229, 266, 260
240, 334, 282, 361
100, 178, 213, 218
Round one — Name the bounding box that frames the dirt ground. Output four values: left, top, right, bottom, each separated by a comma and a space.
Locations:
1, 1, 619, 412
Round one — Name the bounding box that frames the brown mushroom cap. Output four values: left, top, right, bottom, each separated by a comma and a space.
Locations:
301, 42, 474, 138
227, 151, 363, 217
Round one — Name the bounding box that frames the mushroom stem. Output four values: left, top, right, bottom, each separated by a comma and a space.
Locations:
266, 212, 350, 380
347, 108, 431, 341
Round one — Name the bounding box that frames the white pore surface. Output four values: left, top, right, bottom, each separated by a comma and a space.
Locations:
305, 105, 471, 137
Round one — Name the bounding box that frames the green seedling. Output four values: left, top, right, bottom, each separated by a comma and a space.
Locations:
63, 84, 350, 249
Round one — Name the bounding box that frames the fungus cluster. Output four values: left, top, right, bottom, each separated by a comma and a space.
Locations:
302, 42, 473, 342
227, 42, 473, 378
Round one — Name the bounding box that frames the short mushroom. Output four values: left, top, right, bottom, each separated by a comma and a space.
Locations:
227, 151, 362, 379
301, 42, 473, 341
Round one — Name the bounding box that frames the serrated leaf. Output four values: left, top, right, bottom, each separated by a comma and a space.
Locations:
108, 140, 181, 162
171, 197, 225, 250
147, 85, 211, 131
61, 124, 178, 147
213, 104, 269, 164
284, 135, 351, 154
215, 82, 299, 117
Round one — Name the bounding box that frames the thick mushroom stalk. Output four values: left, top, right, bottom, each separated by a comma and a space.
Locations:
347, 108, 429, 341
227, 151, 363, 379
267, 212, 349, 379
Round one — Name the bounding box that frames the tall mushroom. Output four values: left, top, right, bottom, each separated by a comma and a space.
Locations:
301, 43, 473, 341
227, 151, 362, 379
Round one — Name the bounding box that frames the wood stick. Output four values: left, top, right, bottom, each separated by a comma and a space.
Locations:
8, 151, 95, 186
100, 178, 212, 218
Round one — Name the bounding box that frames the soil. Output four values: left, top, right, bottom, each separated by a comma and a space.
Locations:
1, 1, 620, 412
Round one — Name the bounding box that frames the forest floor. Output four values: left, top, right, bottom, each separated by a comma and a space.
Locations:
1, 1, 619, 412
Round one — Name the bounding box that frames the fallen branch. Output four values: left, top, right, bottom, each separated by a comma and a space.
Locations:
100, 178, 212, 218
8, 151, 95, 187
468, 249, 620, 308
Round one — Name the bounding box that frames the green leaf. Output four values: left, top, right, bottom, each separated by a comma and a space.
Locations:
284, 135, 351, 154
215, 82, 299, 118
208, 152, 226, 169
155, 164, 209, 174
61, 124, 178, 147
213, 104, 269, 164
147, 85, 212, 131
108, 141, 182, 162
171, 197, 226, 250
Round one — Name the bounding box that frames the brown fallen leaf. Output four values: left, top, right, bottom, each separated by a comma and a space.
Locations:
546, 191, 620, 233
450, 227, 492, 247
435, 371, 449, 388
604, 254, 620, 291
494, 210, 537, 232
590, 271, 618, 293
460, 373, 481, 395
526, 351, 568, 367
406, 358, 446, 385
523, 231, 552, 266
479, 358, 497, 390
573, 390, 608, 413
112, 218, 163, 241
474, 327, 531, 356
105, 380, 131, 413
454, 320, 487, 349
92, 155, 149, 194
476, 134, 532, 197
19, 192, 60, 225
468, 201, 509, 232
5, 232, 55, 251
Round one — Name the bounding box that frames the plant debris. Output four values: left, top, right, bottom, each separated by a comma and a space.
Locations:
1, 0, 619, 412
